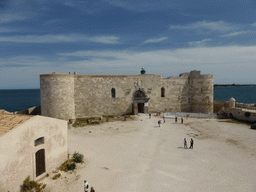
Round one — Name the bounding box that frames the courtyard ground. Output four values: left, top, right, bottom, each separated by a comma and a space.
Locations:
43, 114, 256, 192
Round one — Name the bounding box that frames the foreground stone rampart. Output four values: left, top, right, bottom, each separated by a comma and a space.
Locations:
215, 98, 256, 123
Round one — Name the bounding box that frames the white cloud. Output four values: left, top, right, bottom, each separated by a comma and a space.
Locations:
60, 45, 256, 67
0, 34, 120, 44
57, 45, 256, 84
144, 37, 168, 44
0, 27, 15, 33
2, 45, 256, 89
221, 30, 251, 37
90, 36, 120, 44
0, 13, 28, 23
170, 20, 238, 32
188, 39, 212, 47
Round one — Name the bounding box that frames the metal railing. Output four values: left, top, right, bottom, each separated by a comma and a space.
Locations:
164, 112, 217, 119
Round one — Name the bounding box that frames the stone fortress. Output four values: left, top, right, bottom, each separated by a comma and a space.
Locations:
40, 70, 214, 121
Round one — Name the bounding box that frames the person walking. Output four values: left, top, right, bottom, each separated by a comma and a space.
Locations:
175, 117, 177, 123
90, 187, 95, 192
163, 115, 165, 123
181, 117, 183, 124
189, 138, 194, 149
149, 113, 151, 119
84, 180, 89, 192
184, 138, 187, 149
158, 120, 161, 127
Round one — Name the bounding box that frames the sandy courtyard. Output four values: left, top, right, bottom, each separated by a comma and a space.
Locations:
44, 114, 256, 192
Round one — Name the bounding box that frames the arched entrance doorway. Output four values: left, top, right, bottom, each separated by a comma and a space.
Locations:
133, 90, 150, 115
35, 149, 46, 177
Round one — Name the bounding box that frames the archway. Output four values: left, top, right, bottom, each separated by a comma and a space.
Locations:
133, 90, 149, 115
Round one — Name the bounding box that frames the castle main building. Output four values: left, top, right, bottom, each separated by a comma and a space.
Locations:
40, 70, 214, 121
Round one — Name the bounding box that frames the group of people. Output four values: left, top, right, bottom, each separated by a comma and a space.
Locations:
156, 115, 186, 127
84, 180, 95, 192
157, 116, 166, 127
175, 117, 183, 124
184, 138, 194, 149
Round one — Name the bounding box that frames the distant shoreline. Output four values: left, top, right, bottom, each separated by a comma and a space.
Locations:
214, 84, 256, 87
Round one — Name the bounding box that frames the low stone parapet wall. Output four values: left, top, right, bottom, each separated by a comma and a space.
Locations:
235, 103, 256, 110
225, 107, 256, 123
214, 101, 229, 113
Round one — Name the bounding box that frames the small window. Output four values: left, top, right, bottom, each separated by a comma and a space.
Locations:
35, 137, 44, 146
161, 87, 165, 97
111, 88, 115, 98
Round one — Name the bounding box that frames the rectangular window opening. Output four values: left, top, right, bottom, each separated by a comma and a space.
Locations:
35, 137, 45, 146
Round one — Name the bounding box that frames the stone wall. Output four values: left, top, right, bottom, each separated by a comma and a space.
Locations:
215, 98, 256, 123
40, 74, 75, 120
214, 101, 229, 113
0, 116, 67, 192
74, 74, 187, 118
225, 108, 256, 123
235, 103, 256, 110
40, 70, 214, 120
15, 106, 41, 115
189, 72, 214, 113
214, 101, 256, 114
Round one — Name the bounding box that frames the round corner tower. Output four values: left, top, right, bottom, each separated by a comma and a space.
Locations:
188, 70, 214, 114
40, 73, 75, 120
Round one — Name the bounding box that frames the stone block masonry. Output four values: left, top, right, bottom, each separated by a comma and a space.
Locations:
40, 71, 214, 120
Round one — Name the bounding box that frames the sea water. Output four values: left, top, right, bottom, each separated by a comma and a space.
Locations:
0, 89, 40, 112
214, 86, 256, 104
0, 87, 255, 112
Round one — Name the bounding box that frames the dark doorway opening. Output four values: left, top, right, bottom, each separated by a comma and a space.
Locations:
138, 103, 144, 113
36, 149, 45, 177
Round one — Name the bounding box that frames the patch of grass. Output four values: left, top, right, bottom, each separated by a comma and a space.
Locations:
59, 152, 84, 172
103, 115, 115, 118
72, 119, 88, 127
52, 173, 61, 180
59, 160, 71, 172
218, 119, 251, 126
20, 176, 46, 192
73, 152, 84, 163
73, 115, 135, 127
67, 162, 76, 170
73, 118, 102, 127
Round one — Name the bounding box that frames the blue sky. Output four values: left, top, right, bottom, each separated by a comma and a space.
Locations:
1, 0, 256, 89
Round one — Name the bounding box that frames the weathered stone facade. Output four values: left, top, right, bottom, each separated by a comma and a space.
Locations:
40, 70, 214, 120
216, 98, 256, 123
0, 115, 68, 192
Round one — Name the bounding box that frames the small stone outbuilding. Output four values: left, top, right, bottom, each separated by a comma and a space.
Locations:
0, 113, 68, 192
